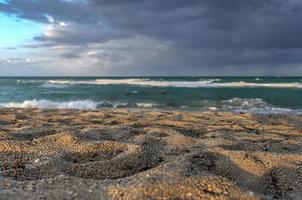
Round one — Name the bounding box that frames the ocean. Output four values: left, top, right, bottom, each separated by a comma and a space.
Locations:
0, 77, 301, 114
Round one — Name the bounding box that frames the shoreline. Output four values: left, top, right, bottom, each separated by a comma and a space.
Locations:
0, 106, 302, 115
0, 109, 301, 199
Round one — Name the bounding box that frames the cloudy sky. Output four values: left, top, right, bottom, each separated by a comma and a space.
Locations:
0, 0, 302, 76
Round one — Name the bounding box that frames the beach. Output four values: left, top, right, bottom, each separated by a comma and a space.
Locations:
1, 0, 302, 198
0, 108, 301, 199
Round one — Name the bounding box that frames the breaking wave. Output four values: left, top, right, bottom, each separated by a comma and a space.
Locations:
135, 103, 159, 108
0, 100, 128, 110
43, 79, 221, 88
33, 79, 302, 88
0, 100, 99, 110
219, 98, 297, 114
0, 98, 301, 114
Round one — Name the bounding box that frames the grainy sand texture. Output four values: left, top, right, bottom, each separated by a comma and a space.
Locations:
0, 108, 302, 200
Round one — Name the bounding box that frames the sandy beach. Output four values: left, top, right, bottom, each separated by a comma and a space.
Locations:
0, 108, 301, 200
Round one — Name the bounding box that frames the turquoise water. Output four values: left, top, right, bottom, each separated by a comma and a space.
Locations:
0, 77, 301, 113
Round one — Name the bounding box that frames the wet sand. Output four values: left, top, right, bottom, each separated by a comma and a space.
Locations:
0, 108, 301, 200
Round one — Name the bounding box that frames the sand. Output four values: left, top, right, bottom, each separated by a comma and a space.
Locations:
0, 108, 301, 200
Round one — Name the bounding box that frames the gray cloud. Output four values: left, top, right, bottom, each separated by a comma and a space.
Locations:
1, 0, 302, 75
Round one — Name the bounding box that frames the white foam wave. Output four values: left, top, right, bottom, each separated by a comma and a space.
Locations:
222, 98, 267, 108
41, 79, 302, 88
0, 98, 301, 114
0, 100, 130, 110
213, 82, 302, 88
0, 100, 99, 110
43, 79, 221, 88
219, 98, 300, 114
47, 80, 72, 84
17, 80, 44, 84
136, 103, 159, 108
41, 82, 69, 88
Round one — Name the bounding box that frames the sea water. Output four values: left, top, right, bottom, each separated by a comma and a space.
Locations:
0, 77, 301, 114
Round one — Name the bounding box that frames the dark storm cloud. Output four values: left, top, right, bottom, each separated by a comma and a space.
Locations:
1, 0, 302, 74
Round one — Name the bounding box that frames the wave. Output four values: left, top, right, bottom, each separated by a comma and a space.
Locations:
212, 82, 302, 88
197, 97, 301, 114
0, 98, 301, 114
34, 79, 302, 88
222, 98, 267, 108
136, 103, 159, 108
0, 100, 99, 109
43, 79, 221, 88
17, 80, 44, 84
0, 100, 130, 110
219, 98, 292, 113
0, 100, 158, 110
40, 82, 68, 88
40, 82, 69, 88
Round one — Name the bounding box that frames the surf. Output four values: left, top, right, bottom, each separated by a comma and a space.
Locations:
31, 79, 302, 88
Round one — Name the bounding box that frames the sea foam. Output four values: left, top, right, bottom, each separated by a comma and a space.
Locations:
42, 79, 220, 88
0, 100, 99, 110
0, 98, 300, 114
220, 98, 299, 114
39, 79, 302, 88
0, 100, 130, 110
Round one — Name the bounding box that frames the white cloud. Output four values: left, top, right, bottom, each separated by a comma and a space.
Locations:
0, 58, 39, 65
45, 14, 54, 23
59, 22, 67, 27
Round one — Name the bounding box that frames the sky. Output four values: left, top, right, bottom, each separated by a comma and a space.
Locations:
0, 0, 302, 76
